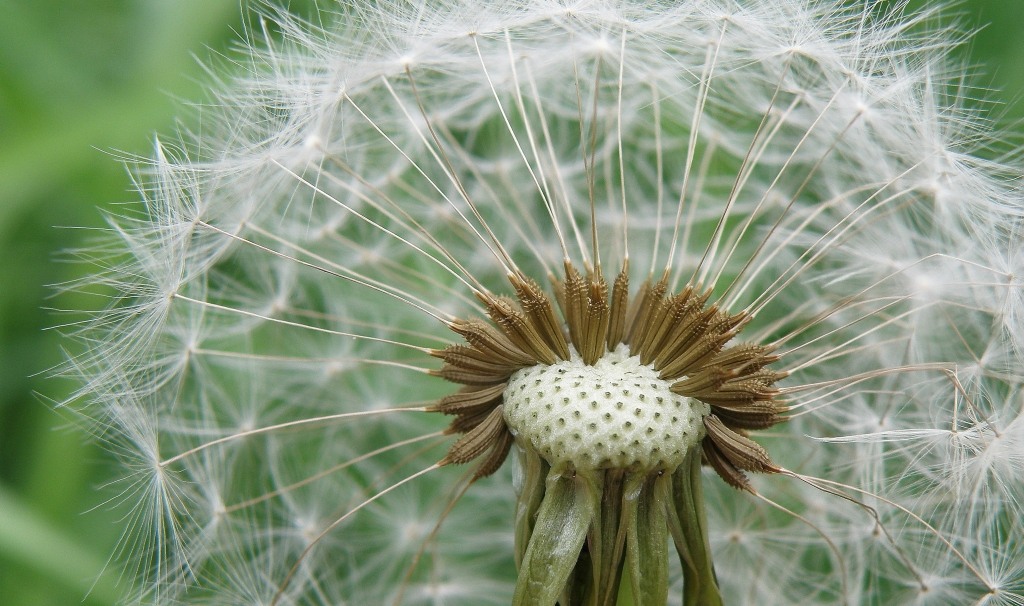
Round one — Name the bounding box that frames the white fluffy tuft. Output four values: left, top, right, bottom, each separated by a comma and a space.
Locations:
62, 0, 1024, 603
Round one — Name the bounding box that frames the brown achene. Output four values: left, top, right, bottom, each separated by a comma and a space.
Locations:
429, 260, 787, 490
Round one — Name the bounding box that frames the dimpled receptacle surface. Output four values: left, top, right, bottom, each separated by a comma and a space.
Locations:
503, 345, 708, 471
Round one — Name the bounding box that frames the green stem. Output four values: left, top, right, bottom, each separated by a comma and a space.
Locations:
667, 451, 724, 606
512, 448, 721, 605
592, 470, 626, 606
616, 574, 636, 605
624, 473, 668, 605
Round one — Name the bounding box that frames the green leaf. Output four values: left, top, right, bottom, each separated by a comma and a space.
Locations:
513, 471, 598, 606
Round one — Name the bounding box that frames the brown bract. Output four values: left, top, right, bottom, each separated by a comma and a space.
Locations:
429, 261, 788, 490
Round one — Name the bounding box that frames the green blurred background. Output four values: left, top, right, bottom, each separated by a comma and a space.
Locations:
0, 1, 1020, 604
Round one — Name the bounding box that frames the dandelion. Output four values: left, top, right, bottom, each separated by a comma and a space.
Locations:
64, 0, 1024, 604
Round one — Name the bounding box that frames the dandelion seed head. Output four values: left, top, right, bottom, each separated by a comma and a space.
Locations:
61, 0, 1024, 603
503, 344, 709, 471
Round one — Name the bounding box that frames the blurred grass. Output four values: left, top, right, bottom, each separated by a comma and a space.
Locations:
0, 1, 1019, 605
1, 2, 248, 604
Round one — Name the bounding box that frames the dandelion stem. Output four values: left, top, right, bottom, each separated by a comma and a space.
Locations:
668, 451, 723, 606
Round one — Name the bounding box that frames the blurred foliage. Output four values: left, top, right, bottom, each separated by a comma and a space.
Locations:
0, 1, 1018, 605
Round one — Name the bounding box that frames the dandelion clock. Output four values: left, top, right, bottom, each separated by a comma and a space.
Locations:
64, 1, 1024, 604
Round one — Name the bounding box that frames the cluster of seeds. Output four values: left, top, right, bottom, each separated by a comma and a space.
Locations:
503, 344, 709, 471
430, 261, 786, 489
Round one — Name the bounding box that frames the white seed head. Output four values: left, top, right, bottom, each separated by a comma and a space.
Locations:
503, 345, 709, 472
62, 0, 1024, 603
